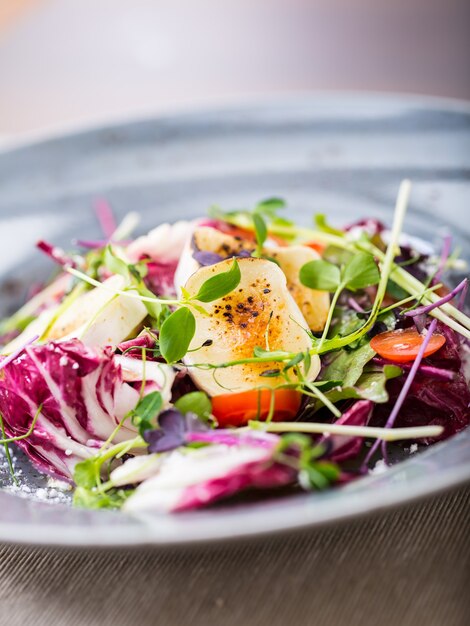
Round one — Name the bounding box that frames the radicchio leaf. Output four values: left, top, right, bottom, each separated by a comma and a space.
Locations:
0, 339, 173, 479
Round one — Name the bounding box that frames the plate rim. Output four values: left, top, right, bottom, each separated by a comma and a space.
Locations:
1, 89, 470, 156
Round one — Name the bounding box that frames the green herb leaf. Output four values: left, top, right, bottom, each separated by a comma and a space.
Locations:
252, 212, 268, 254
104, 245, 130, 279
314, 214, 344, 237
253, 346, 293, 359
283, 352, 304, 371
131, 391, 163, 434
138, 285, 163, 320
73, 486, 132, 510
74, 458, 100, 489
299, 259, 341, 292
321, 341, 376, 387
254, 197, 286, 218
301, 461, 340, 490
315, 365, 402, 408
192, 259, 241, 303
159, 306, 196, 363
342, 252, 380, 291
174, 391, 212, 421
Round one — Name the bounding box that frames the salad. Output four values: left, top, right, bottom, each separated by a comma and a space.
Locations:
0, 180, 468, 513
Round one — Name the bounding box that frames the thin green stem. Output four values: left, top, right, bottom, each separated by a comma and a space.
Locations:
249, 421, 444, 441
39, 282, 87, 341
318, 282, 344, 351
0, 405, 42, 444
66, 267, 181, 306
0, 412, 18, 485
379, 283, 442, 316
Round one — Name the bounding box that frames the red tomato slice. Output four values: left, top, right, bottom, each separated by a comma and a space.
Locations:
370, 327, 446, 363
304, 241, 325, 254
214, 221, 288, 247
212, 389, 301, 427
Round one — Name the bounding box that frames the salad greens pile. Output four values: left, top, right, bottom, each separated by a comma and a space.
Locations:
0, 180, 468, 513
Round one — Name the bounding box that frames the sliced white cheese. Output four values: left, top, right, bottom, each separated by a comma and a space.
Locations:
269, 245, 330, 332
174, 226, 329, 331
49, 275, 147, 347
174, 225, 255, 297
183, 257, 320, 396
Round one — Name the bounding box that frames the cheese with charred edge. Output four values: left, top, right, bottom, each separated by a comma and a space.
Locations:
268, 245, 330, 332
174, 227, 329, 332
183, 257, 320, 397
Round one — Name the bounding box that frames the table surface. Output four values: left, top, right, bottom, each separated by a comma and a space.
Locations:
1, 0, 470, 139
0, 486, 468, 626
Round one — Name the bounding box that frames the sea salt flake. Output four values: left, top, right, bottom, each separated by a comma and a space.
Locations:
371, 459, 388, 475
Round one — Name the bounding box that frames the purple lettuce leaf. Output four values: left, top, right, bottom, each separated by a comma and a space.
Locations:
0, 340, 147, 479
174, 460, 295, 512
323, 400, 374, 462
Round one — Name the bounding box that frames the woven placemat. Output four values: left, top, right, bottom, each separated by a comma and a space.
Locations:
0, 486, 468, 626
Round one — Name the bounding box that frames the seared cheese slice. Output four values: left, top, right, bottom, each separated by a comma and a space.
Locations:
183, 257, 320, 397
49, 275, 147, 347
174, 226, 255, 297
268, 246, 330, 332
175, 227, 329, 332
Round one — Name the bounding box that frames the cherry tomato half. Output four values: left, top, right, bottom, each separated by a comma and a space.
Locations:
370, 327, 446, 363
211, 389, 301, 427
214, 221, 288, 247
304, 241, 326, 254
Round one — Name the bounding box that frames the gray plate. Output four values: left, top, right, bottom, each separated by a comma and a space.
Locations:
0, 93, 469, 547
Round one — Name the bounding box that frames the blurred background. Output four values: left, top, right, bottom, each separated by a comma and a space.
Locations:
1, 0, 469, 142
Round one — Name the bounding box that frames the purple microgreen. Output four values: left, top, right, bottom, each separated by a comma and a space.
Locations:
434, 234, 452, 283
237, 249, 252, 258
143, 408, 209, 453
143, 409, 185, 452
348, 297, 366, 314
403, 279, 467, 319
0, 334, 39, 371
193, 250, 224, 266
74, 239, 109, 249
362, 318, 439, 469
457, 280, 468, 312
412, 313, 427, 334
371, 357, 455, 381
94, 198, 117, 240
36, 240, 77, 268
